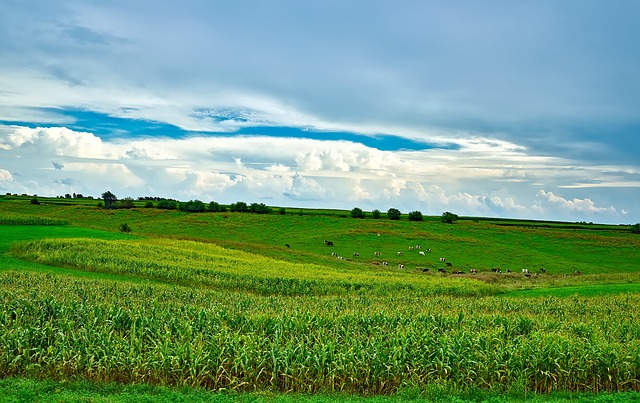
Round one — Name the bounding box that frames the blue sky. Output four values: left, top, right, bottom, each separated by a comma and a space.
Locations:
1, 1, 639, 223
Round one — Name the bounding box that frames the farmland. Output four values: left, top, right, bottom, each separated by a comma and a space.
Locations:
0, 194, 639, 401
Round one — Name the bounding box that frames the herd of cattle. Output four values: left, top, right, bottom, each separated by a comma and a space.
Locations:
321, 238, 551, 276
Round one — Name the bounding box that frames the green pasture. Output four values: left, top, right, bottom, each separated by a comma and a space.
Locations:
0, 195, 639, 400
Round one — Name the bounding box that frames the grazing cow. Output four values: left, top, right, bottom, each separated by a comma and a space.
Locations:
324, 240, 334, 247
524, 273, 531, 277
505, 269, 512, 273
409, 246, 414, 251
491, 268, 498, 272
338, 256, 344, 260
419, 251, 425, 256
398, 264, 405, 269
469, 268, 477, 274
353, 252, 360, 257
382, 261, 389, 266
452, 270, 464, 274
438, 268, 446, 273
331, 252, 338, 257
445, 262, 453, 267
574, 270, 582, 275
372, 261, 380, 266
540, 267, 546, 273
426, 248, 431, 252
397, 251, 404, 256
422, 268, 430, 272
415, 244, 421, 249
374, 251, 381, 256
377, 233, 380, 237
439, 257, 446, 262
522, 268, 529, 274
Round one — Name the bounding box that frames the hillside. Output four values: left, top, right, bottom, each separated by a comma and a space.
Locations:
0, 195, 639, 400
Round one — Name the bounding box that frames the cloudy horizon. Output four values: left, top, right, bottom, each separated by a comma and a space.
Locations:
1, 1, 639, 224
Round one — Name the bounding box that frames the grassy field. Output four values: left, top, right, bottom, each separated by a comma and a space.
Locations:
0, 194, 639, 401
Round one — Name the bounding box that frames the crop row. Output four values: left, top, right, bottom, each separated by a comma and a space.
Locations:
0, 271, 638, 395
0, 214, 67, 226
11, 238, 496, 297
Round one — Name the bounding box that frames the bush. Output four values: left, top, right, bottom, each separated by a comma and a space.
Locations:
371, 209, 381, 219
119, 223, 132, 233
279, 207, 286, 215
387, 208, 401, 220
30, 198, 40, 205
250, 203, 272, 214
179, 200, 206, 213
157, 200, 178, 210
408, 210, 423, 221
229, 201, 248, 212
350, 207, 365, 219
208, 201, 222, 212
118, 198, 135, 209
632, 223, 640, 234
144, 201, 154, 208
442, 211, 459, 224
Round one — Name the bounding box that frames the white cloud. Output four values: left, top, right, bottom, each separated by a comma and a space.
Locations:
283, 174, 327, 201
295, 149, 352, 172
1, 126, 118, 160
536, 190, 618, 215
488, 196, 529, 214
0, 168, 13, 183
0, 124, 636, 223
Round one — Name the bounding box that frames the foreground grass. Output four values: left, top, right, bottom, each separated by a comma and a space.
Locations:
1, 271, 639, 395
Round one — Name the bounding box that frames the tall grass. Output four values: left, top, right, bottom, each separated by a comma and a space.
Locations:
0, 213, 67, 226
10, 238, 496, 297
0, 271, 638, 395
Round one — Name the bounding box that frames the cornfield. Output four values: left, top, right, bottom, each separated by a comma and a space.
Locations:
0, 270, 638, 395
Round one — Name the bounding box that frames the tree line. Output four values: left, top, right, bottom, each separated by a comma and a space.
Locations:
100, 191, 276, 214
351, 207, 459, 223
77, 191, 632, 229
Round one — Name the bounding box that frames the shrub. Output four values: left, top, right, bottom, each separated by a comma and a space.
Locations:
408, 210, 423, 221
179, 200, 206, 213
387, 208, 401, 220
30, 198, 40, 205
250, 203, 272, 214
118, 198, 135, 209
371, 209, 381, 219
208, 201, 222, 212
351, 207, 365, 219
442, 211, 459, 224
157, 200, 178, 210
632, 223, 640, 234
144, 201, 154, 208
119, 223, 132, 233
278, 207, 286, 215
229, 201, 248, 212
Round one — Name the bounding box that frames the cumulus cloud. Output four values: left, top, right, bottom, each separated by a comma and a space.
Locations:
536, 190, 618, 215
283, 174, 327, 201
0, 168, 13, 183
296, 149, 352, 172
4, 126, 109, 158
0, 124, 636, 223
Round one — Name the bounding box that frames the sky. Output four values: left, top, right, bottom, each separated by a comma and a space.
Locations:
1, 1, 639, 224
